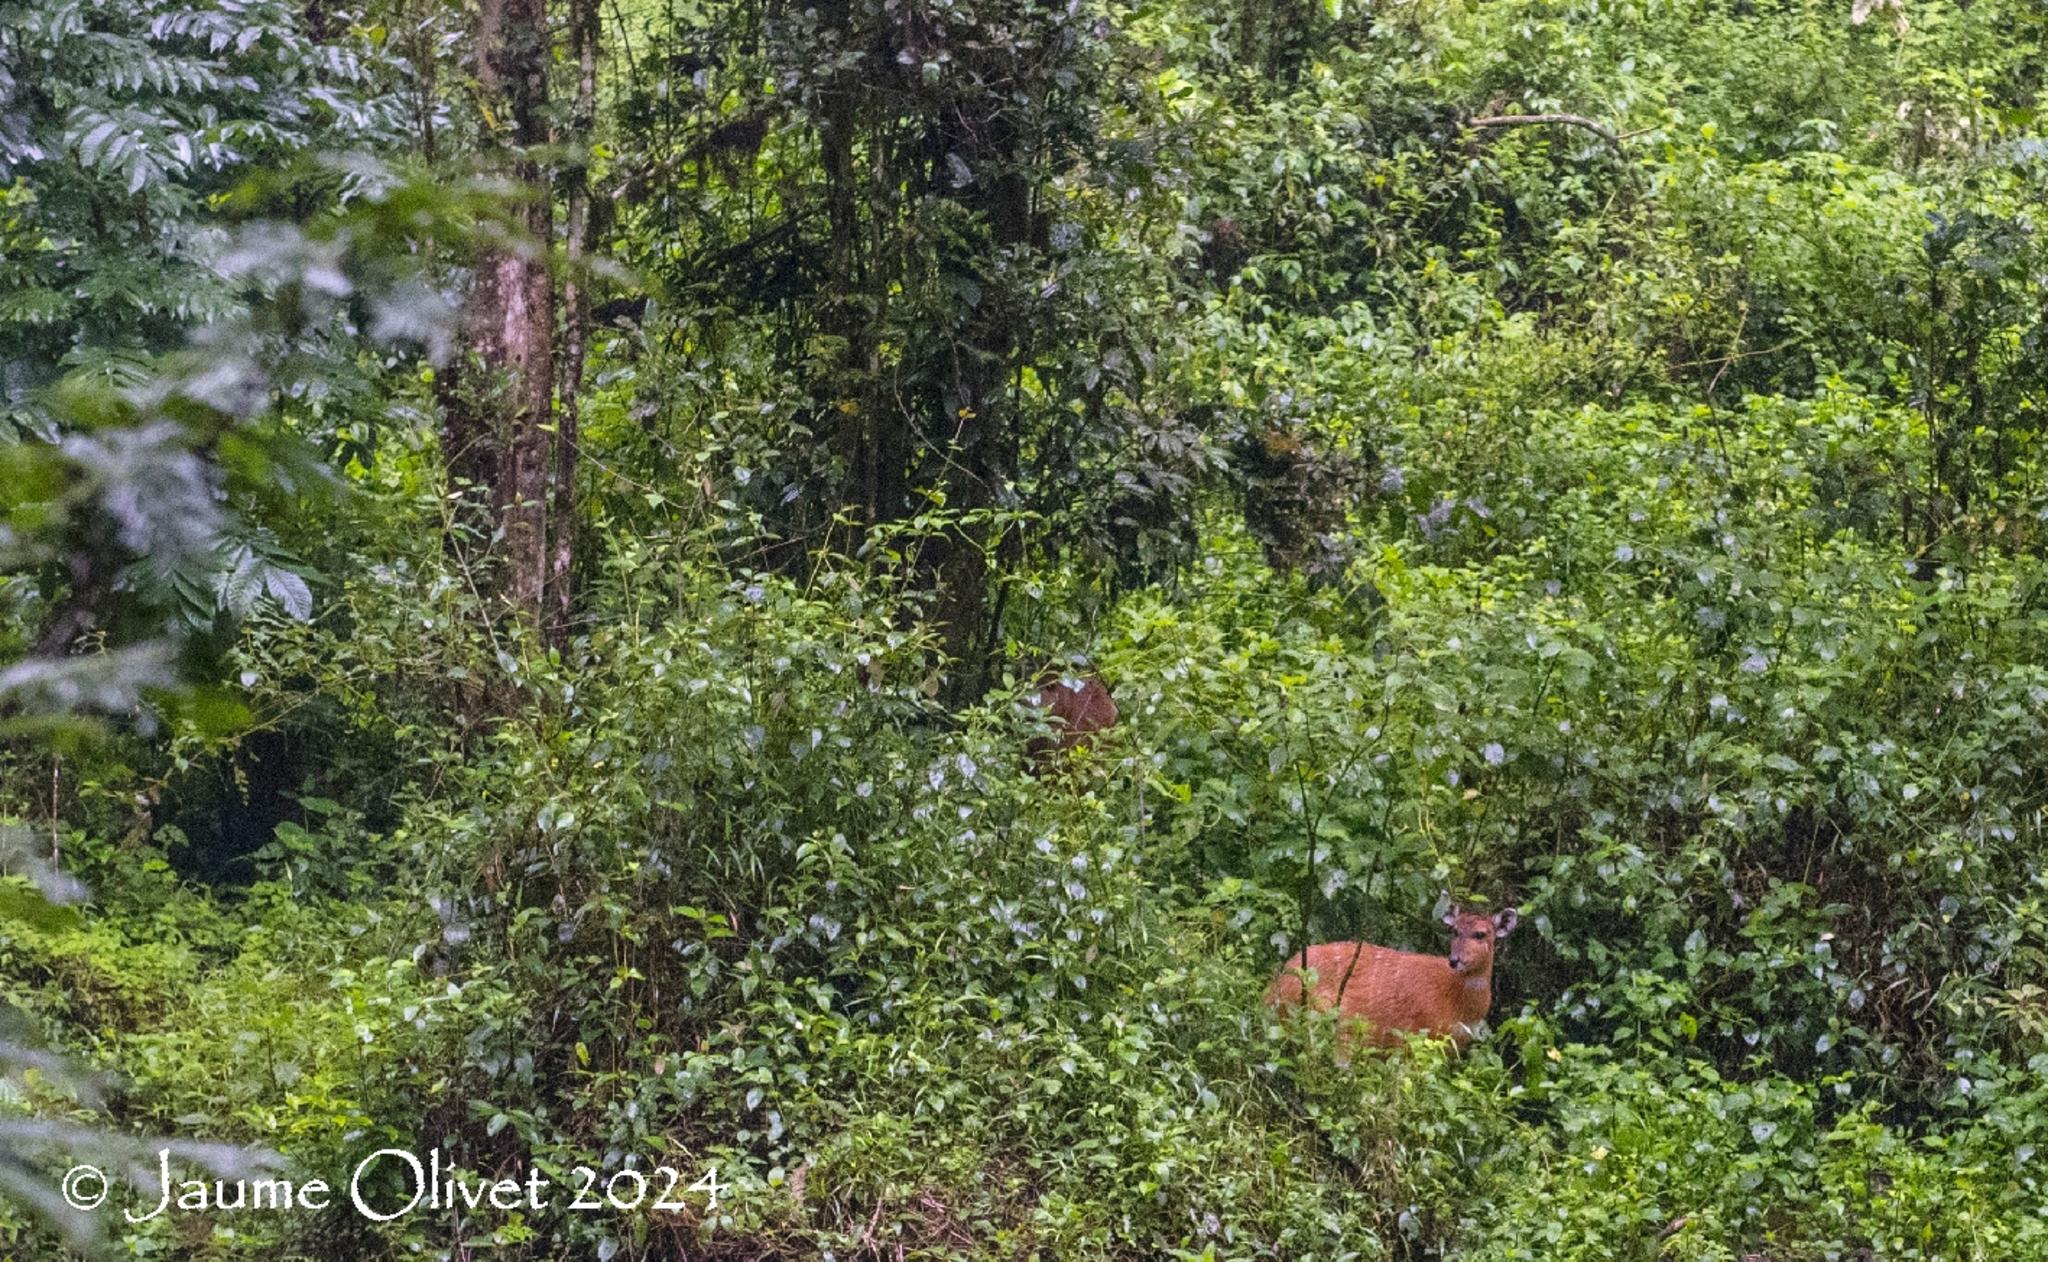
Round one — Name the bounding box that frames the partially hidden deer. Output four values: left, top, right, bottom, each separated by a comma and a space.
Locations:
1265, 904, 1520, 1051
1024, 670, 1118, 770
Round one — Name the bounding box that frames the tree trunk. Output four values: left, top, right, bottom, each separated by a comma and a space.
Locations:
926, 107, 1035, 704
441, 0, 557, 622
551, 0, 598, 642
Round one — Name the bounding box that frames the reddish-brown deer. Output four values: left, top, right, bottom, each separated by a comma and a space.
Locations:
1265, 905, 1519, 1050
1024, 670, 1118, 769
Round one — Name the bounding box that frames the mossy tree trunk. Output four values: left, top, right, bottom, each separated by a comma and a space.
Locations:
440, 0, 562, 625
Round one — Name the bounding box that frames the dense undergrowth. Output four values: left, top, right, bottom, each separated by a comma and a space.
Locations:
5, 0, 2048, 1257
14, 417, 2048, 1257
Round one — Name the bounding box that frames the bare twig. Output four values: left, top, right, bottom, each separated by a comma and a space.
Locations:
1469, 112, 1626, 157
1668, 336, 1800, 374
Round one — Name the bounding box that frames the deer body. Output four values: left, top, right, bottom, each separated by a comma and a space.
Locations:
1025, 672, 1118, 767
1266, 906, 1518, 1050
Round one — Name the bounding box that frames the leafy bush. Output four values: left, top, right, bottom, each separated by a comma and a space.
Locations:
5, 0, 2048, 1256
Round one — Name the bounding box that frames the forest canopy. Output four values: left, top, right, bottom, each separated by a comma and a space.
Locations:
3, 0, 2048, 1256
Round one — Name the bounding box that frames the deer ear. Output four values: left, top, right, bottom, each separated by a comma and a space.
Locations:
1493, 908, 1520, 938
1442, 904, 1462, 927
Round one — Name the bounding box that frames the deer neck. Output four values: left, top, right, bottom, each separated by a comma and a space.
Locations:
1452, 965, 1494, 1022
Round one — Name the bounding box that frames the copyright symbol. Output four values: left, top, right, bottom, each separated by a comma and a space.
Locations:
61, 1164, 107, 1211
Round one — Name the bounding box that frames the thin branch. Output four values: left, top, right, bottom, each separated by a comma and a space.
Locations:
1469, 112, 1626, 156
1667, 336, 1800, 373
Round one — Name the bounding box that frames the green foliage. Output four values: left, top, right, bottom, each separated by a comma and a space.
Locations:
5, 0, 2048, 1256
0, 156, 503, 1249
0, 0, 415, 430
